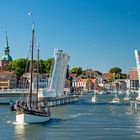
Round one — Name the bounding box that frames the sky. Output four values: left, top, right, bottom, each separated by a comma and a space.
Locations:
0, 0, 140, 73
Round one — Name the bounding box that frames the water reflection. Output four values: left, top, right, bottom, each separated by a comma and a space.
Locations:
15, 124, 26, 140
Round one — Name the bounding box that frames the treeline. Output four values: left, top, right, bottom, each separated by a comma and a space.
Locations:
70, 66, 127, 81
4, 58, 54, 78
4, 58, 127, 81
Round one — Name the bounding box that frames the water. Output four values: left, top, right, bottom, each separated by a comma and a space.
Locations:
0, 93, 140, 140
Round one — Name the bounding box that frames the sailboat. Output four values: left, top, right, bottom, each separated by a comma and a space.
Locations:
111, 75, 120, 103
112, 95, 120, 103
16, 22, 51, 124
124, 90, 131, 101
111, 89, 120, 103
111, 83, 120, 103
92, 82, 97, 102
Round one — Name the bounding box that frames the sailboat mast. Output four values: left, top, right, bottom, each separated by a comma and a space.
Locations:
29, 23, 35, 108
36, 44, 39, 107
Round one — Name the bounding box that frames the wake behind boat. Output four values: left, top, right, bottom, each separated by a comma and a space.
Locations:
16, 16, 51, 124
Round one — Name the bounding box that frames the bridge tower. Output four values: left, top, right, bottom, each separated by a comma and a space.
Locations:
134, 50, 140, 100
49, 49, 70, 96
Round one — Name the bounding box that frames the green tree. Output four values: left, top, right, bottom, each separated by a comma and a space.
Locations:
70, 67, 82, 76
7, 58, 29, 77
6, 58, 54, 78
108, 67, 127, 82
43, 58, 54, 74
120, 73, 127, 79
109, 67, 122, 74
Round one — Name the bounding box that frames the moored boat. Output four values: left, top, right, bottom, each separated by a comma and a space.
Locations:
112, 97, 120, 103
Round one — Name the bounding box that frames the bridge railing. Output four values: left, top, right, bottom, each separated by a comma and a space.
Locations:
0, 89, 37, 94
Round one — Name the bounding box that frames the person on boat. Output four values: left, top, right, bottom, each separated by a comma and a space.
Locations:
15, 100, 21, 110
10, 99, 15, 111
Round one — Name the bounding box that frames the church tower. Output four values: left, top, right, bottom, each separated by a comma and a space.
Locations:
0, 32, 12, 70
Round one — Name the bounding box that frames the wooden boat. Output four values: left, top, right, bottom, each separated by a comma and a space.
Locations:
16, 18, 51, 124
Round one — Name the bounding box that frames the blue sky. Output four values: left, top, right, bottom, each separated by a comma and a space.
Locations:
0, 0, 140, 73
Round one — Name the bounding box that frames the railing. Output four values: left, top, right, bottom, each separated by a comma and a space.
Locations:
0, 89, 37, 94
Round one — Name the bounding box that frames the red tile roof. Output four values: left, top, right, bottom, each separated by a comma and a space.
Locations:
0, 71, 15, 74
104, 73, 113, 79
90, 78, 96, 84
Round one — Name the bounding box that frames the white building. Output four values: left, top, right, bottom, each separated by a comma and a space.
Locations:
23, 73, 48, 89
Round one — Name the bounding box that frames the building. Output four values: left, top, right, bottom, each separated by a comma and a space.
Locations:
0, 71, 17, 89
0, 33, 12, 70
128, 68, 139, 90
64, 79, 71, 94
113, 79, 127, 91
22, 73, 48, 89
77, 78, 97, 92
103, 73, 113, 81
84, 69, 93, 78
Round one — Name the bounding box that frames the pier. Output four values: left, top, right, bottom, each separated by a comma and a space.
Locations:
0, 90, 78, 106
130, 100, 140, 110
39, 95, 78, 107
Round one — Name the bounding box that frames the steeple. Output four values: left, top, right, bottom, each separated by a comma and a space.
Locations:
1, 32, 12, 61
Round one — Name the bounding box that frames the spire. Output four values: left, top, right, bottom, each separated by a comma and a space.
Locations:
0, 31, 12, 61
4, 31, 10, 55
5, 31, 9, 46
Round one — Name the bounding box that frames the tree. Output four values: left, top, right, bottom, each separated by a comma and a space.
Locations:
7, 58, 29, 78
70, 67, 82, 76
6, 58, 54, 78
109, 67, 122, 74
120, 73, 127, 79
108, 67, 127, 82
43, 58, 54, 74
66, 65, 70, 79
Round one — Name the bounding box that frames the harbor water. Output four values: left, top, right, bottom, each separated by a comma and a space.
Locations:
0, 93, 140, 140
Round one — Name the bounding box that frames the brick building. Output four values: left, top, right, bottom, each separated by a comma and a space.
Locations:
129, 68, 139, 90
0, 71, 17, 89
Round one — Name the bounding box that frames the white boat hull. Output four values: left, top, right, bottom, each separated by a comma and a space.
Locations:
16, 113, 51, 124
111, 97, 120, 103
124, 97, 130, 101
